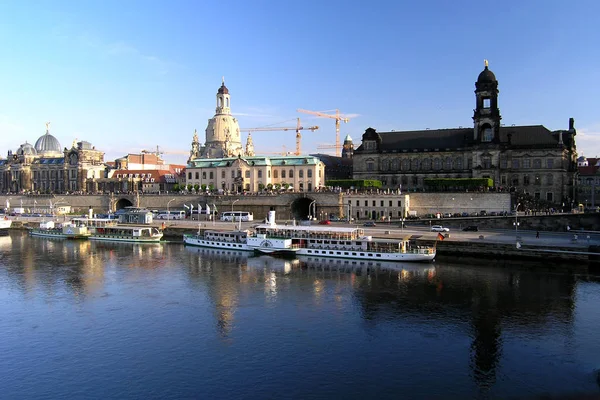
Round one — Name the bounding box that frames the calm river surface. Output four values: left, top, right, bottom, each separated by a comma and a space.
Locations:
1, 232, 599, 399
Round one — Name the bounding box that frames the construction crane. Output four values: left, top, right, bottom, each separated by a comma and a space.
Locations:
141, 145, 189, 156
239, 118, 319, 155
297, 109, 350, 157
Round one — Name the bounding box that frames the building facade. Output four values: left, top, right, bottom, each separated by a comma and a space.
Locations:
186, 155, 325, 193
576, 156, 599, 209
0, 125, 105, 194
353, 61, 578, 206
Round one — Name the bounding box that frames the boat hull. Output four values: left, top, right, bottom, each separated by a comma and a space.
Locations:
30, 230, 90, 240
88, 234, 163, 243
0, 219, 12, 235
183, 235, 251, 251
295, 247, 435, 262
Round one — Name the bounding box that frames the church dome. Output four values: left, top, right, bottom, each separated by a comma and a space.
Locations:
35, 131, 62, 154
477, 66, 497, 84
217, 82, 229, 95
17, 142, 37, 156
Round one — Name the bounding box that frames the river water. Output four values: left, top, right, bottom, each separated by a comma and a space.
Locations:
1, 232, 599, 399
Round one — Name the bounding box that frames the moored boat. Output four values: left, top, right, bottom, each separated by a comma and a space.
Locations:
69, 217, 163, 243
185, 210, 436, 262
0, 217, 12, 236
29, 220, 91, 240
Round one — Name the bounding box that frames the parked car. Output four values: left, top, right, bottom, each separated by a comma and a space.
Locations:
363, 221, 377, 227
431, 225, 449, 232
318, 220, 331, 225
462, 225, 479, 232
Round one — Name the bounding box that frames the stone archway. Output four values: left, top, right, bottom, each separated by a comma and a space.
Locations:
115, 198, 133, 211
290, 197, 315, 220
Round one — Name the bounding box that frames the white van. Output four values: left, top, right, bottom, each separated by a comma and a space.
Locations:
157, 210, 185, 220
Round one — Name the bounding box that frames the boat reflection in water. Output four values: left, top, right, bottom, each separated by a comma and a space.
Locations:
184, 245, 435, 280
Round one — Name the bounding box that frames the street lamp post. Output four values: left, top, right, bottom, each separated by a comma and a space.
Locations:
514, 202, 521, 240
167, 198, 176, 220
232, 199, 240, 227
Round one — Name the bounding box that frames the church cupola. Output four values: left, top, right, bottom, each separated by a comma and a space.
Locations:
473, 60, 501, 143
215, 77, 231, 115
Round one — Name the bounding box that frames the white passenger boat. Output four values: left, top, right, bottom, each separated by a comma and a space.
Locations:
183, 229, 251, 251
185, 210, 436, 262
29, 220, 90, 240
70, 217, 163, 243
0, 217, 12, 235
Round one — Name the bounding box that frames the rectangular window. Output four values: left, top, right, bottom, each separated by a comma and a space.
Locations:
258, 170, 262, 178
281, 170, 286, 179
356, 200, 359, 206
231, 171, 235, 178
389, 200, 392, 207
546, 192, 553, 202
483, 98, 490, 108
500, 159, 508, 169
364, 201, 368, 206
534, 192, 541, 200
523, 159, 531, 169
202, 172, 206, 179
210, 172, 214, 179
547, 159, 554, 169
372, 200, 376, 207
501, 175, 507, 185
512, 159, 519, 169
380, 200, 384, 207
398, 201, 401, 207
533, 159, 542, 169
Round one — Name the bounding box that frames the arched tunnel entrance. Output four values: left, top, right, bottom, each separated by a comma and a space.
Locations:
115, 198, 133, 211
290, 197, 316, 221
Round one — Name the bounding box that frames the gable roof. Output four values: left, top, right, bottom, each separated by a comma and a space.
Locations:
356, 125, 564, 152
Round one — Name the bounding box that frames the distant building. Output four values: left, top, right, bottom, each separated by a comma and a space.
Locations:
310, 153, 352, 181
353, 61, 578, 205
576, 156, 599, 208
186, 155, 325, 193
0, 124, 105, 193
97, 152, 185, 193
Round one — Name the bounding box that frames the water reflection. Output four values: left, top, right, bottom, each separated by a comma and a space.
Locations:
1, 236, 587, 395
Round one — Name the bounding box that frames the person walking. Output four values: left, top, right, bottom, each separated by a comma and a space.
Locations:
536, 231, 540, 239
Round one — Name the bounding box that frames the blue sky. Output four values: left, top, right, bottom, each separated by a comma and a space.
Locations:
0, 0, 599, 164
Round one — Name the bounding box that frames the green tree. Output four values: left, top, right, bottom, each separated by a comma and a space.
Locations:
194, 184, 200, 192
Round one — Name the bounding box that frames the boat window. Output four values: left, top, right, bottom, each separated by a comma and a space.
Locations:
344, 252, 349, 255
376, 254, 381, 257
360, 253, 364, 256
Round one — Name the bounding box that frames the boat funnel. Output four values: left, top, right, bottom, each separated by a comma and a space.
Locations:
88, 207, 93, 219
268, 207, 276, 226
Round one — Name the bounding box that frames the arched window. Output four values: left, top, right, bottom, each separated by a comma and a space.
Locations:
218, 97, 222, 107
274, 169, 278, 179
307, 169, 312, 178
433, 158, 441, 170
422, 158, 431, 170
412, 159, 420, 170
226, 98, 229, 107
245, 170, 250, 178
391, 159, 399, 171
455, 157, 463, 170
289, 169, 294, 178
258, 170, 262, 178
221, 171, 225, 179
444, 157, 452, 170
402, 159, 410, 171
482, 126, 493, 142
382, 159, 390, 171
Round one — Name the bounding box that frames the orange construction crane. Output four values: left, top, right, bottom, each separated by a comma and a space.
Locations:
239, 118, 319, 155
297, 109, 350, 157
141, 145, 189, 156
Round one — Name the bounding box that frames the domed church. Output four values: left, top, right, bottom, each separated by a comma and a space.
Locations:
0, 123, 105, 193
198, 79, 245, 159
353, 60, 578, 206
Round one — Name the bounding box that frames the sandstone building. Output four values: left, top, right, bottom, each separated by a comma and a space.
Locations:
0, 124, 105, 193
352, 61, 578, 206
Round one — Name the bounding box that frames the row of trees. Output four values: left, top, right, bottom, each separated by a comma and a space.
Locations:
172, 182, 295, 193
324, 179, 383, 189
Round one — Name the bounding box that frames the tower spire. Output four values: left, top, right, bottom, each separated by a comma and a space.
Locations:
484, 59, 488, 68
